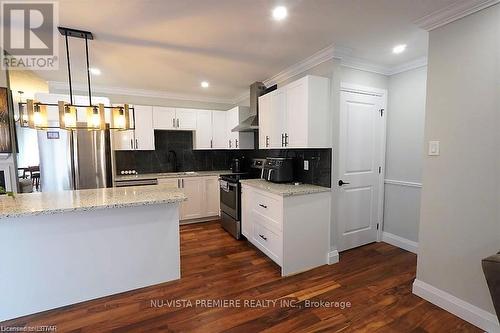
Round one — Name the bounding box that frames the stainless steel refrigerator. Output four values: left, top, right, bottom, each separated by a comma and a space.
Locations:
37, 122, 112, 192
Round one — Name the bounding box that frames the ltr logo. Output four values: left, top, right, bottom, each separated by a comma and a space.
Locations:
1, 1, 58, 70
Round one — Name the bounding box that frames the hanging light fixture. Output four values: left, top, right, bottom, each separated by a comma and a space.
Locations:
112, 105, 130, 130
58, 101, 77, 129
16, 27, 134, 131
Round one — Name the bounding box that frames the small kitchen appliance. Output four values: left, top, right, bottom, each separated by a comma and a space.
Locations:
261, 157, 294, 183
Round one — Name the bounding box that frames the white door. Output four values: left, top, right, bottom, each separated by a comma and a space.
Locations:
204, 176, 220, 216
180, 177, 204, 220
194, 110, 213, 149
158, 178, 180, 188
258, 93, 272, 149
133, 105, 155, 150
270, 88, 286, 148
226, 107, 238, 149
336, 88, 386, 251
285, 79, 308, 148
212, 111, 228, 149
153, 106, 176, 130
113, 130, 135, 150
176, 109, 197, 130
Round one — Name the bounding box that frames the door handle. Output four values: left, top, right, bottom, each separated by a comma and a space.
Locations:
130, 139, 133, 149
172, 118, 175, 128
177, 119, 180, 128
235, 139, 238, 148
265, 135, 269, 147
182, 179, 184, 188
229, 140, 232, 148
281, 133, 285, 147
338, 180, 350, 186
177, 179, 180, 188
285, 133, 289, 147
259, 204, 267, 209
210, 139, 213, 149
259, 234, 267, 241
135, 139, 138, 149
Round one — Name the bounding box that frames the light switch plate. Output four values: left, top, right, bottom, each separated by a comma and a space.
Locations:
304, 160, 309, 171
428, 141, 440, 156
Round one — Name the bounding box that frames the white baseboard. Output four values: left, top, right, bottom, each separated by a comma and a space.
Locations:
328, 250, 339, 264
413, 279, 500, 333
382, 232, 418, 254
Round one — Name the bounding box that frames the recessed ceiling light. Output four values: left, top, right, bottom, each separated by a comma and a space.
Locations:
89, 67, 101, 75
392, 44, 407, 54
201, 81, 209, 88
272, 6, 288, 21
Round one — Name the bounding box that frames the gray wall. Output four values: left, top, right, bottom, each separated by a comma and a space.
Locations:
383, 67, 427, 242
416, 3, 500, 317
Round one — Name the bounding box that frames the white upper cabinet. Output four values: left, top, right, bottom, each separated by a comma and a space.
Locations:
153, 106, 176, 130
258, 92, 272, 149
226, 106, 254, 149
153, 107, 196, 130
194, 110, 213, 149
212, 111, 228, 149
113, 104, 154, 151
258, 75, 330, 149
175, 109, 197, 130
133, 105, 155, 150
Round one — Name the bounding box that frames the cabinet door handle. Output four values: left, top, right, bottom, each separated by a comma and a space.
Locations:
229, 140, 232, 148
130, 139, 133, 149
182, 179, 184, 188
172, 118, 175, 128
259, 234, 267, 241
210, 139, 213, 149
235, 139, 238, 148
259, 204, 267, 209
177, 119, 180, 128
281, 133, 285, 147
177, 179, 180, 188
135, 139, 138, 149
266, 135, 269, 147
285, 133, 289, 147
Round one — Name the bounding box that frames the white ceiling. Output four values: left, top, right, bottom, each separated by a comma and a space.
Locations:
31, 0, 458, 102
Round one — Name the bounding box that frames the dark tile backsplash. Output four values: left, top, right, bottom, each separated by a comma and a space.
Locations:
115, 130, 332, 187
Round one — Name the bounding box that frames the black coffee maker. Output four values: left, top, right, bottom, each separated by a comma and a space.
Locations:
230, 158, 242, 173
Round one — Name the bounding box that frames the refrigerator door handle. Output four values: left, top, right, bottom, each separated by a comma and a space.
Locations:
72, 131, 80, 189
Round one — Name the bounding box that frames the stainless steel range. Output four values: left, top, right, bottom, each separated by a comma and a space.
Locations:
219, 158, 265, 239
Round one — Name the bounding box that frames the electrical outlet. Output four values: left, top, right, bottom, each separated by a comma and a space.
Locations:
428, 141, 440, 156
304, 160, 309, 171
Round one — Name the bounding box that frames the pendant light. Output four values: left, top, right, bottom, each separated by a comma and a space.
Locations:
15, 27, 134, 131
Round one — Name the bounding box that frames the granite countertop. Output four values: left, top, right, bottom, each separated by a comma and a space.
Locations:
240, 179, 331, 197
114, 170, 231, 182
0, 184, 186, 219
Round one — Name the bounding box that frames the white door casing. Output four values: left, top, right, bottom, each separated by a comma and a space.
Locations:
336, 84, 387, 252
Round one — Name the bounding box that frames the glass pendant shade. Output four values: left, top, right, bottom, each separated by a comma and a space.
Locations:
58, 101, 77, 129
86, 104, 105, 130
26, 99, 47, 128
112, 104, 130, 129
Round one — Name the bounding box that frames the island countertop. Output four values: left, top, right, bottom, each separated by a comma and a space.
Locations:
240, 179, 331, 197
0, 184, 186, 219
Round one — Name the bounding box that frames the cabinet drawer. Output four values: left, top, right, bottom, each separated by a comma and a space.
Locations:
251, 191, 282, 227
253, 222, 282, 265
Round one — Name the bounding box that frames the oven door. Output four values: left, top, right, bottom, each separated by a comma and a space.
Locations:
220, 180, 239, 220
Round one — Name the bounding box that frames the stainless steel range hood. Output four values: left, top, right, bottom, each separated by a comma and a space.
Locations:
232, 82, 267, 132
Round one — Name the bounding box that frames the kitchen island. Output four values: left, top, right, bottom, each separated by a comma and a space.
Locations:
0, 185, 186, 321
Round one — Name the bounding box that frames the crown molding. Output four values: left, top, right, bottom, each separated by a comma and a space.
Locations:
386, 56, 428, 75
414, 0, 500, 31
47, 81, 235, 105
263, 45, 336, 86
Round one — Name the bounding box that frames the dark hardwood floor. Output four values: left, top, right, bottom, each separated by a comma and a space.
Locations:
2, 221, 480, 332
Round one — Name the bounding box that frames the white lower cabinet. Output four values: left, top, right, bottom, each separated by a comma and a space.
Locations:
241, 184, 331, 276
158, 176, 220, 221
